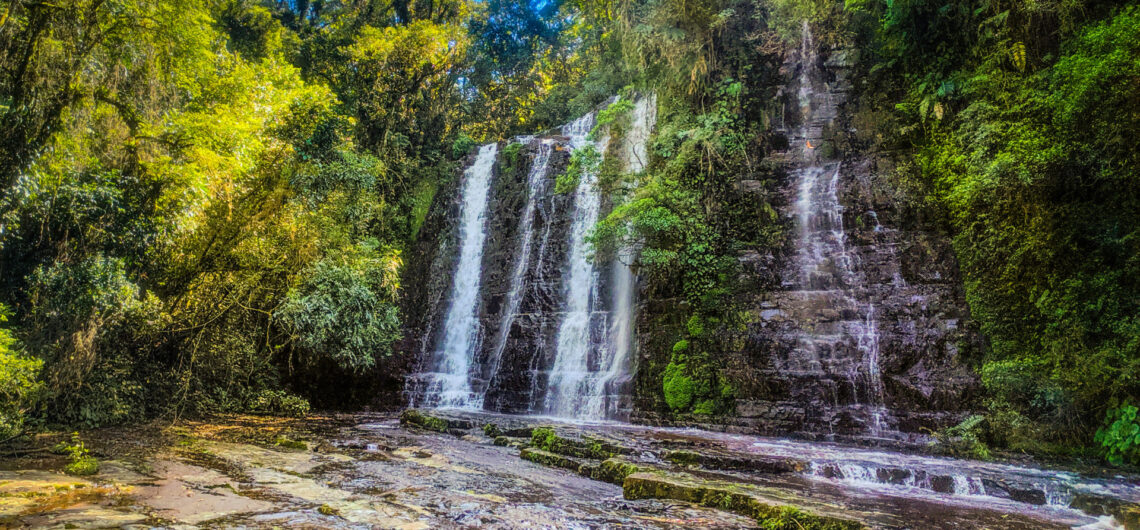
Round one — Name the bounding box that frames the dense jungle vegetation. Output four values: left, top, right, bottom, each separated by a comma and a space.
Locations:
1, 0, 1138, 465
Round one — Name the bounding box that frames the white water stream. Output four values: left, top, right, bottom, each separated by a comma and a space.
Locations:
419, 143, 498, 409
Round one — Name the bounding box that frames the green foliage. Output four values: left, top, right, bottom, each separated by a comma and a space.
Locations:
276, 245, 403, 372
249, 390, 311, 417
24, 257, 159, 427
932, 415, 991, 460
502, 142, 525, 167
60, 433, 99, 476
555, 144, 601, 194
531, 427, 558, 450
860, 0, 1140, 451
1096, 405, 1140, 467
592, 99, 635, 138
0, 305, 41, 442
452, 134, 478, 159
408, 179, 439, 241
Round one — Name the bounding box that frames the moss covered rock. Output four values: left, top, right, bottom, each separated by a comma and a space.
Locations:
623, 471, 865, 529
590, 458, 642, 485
664, 450, 805, 474
520, 448, 590, 475
530, 427, 625, 459
399, 409, 474, 434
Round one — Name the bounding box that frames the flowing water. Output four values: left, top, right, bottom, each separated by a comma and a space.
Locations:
415, 143, 498, 409
544, 110, 612, 417
545, 95, 657, 419
395, 37, 1140, 527
789, 21, 891, 436
478, 140, 555, 409
415, 97, 655, 418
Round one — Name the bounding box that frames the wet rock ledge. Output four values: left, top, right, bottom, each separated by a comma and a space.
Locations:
407, 409, 1140, 529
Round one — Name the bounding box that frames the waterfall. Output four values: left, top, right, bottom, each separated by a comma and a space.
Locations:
417, 143, 498, 409
479, 140, 554, 409
791, 22, 891, 436
544, 110, 611, 418
601, 95, 657, 419
544, 95, 656, 420
411, 97, 653, 418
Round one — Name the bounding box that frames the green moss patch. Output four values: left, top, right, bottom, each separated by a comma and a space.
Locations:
530, 427, 624, 460
590, 458, 642, 485
623, 471, 865, 530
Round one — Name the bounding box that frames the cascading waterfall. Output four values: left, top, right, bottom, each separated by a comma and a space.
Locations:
543, 95, 657, 419
792, 21, 891, 435
544, 110, 611, 418
413, 97, 653, 419
597, 94, 657, 419
417, 143, 498, 409
479, 140, 555, 409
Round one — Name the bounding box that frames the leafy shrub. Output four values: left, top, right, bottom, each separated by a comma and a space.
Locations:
1096, 405, 1140, 466
276, 245, 403, 372
501, 142, 524, 167
932, 415, 991, 460
555, 145, 601, 194
452, 133, 477, 159
249, 390, 311, 417
591, 98, 634, 138
0, 305, 42, 442
24, 257, 158, 428
59, 433, 99, 476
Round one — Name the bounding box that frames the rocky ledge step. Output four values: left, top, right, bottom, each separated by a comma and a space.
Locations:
482, 423, 533, 439
399, 409, 475, 435
519, 447, 647, 486
623, 470, 866, 529
665, 449, 807, 474
529, 426, 630, 459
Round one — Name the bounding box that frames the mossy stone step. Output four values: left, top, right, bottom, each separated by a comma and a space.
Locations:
664, 449, 806, 474
623, 471, 867, 530
520, 448, 594, 475
399, 409, 474, 435
529, 427, 628, 459
482, 423, 533, 438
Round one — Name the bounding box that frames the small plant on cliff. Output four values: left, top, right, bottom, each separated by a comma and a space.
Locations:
555, 145, 601, 194
1096, 404, 1140, 466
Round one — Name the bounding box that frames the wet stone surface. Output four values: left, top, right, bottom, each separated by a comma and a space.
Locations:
0, 413, 757, 529
1, 411, 1137, 529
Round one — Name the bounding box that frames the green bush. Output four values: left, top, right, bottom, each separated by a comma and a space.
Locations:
451, 133, 477, 159
60, 433, 99, 476
0, 305, 41, 442
1095, 405, 1140, 466
276, 245, 403, 372
555, 145, 601, 194
249, 390, 311, 417
932, 415, 991, 460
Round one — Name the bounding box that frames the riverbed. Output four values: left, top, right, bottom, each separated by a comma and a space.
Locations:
0, 411, 1135, 528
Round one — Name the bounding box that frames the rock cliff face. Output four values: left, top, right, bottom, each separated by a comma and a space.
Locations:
631, 31, 979, 443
